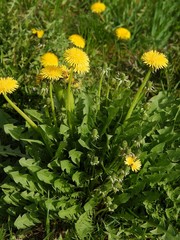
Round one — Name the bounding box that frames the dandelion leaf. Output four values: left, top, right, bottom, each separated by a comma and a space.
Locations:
14, 213, 40, 229
75, 212, 93, 239
58, 205, 80, 220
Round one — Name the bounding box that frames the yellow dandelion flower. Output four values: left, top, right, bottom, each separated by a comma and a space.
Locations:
40, 66, 63, 81
41, 52, 59, 67
31, 28, 37, 34
131, 159, 141, 172
141, 50, 168, 71
91, 2, 106, 14
36, 30, 44, 38
125, 154, 141, 172
64, 47, 90, 74
0, 77, 19, 94
115, 27, 131, 40
31, 28, 44, 38
69, 34, 85, 49
124, 155, 136, 166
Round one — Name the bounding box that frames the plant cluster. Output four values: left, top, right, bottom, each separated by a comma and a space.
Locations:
0, 0, 179, 239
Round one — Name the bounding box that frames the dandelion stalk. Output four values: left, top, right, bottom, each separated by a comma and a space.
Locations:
99, 13, 105, 22
49, 81, 57, 127
124, 69, 151, 123
3, 93, 39, 131
66, 68, 75, 128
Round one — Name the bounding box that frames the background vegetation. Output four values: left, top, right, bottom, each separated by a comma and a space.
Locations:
0, 0, 179, 239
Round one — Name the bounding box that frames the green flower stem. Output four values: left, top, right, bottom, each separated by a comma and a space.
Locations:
99, 13, 105, 22
124, 69, 151, 123
66, 68, 74, 128
3, 93, 53, 157
3, 93, 38, 131
67, 68, 74, 100
49, 81, 57, 128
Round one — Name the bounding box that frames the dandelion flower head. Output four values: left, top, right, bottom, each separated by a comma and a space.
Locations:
125, 155, 135, 166
40, 66, 63, 81
36, 30, 44, 38
69, 34, 85, 49
41, 52, 59, 67
31, 28, 37, 34
31, 28, 44, 38
115, 27, 131, 40
124, 154, 141, 172
64, 47, 90, 74
0, 77, 19, 94
91, 2, 106, 14
131, 160, 142, 172
141, 50, 168, 71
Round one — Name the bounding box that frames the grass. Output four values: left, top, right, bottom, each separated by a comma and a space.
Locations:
0, 0, 179, 239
